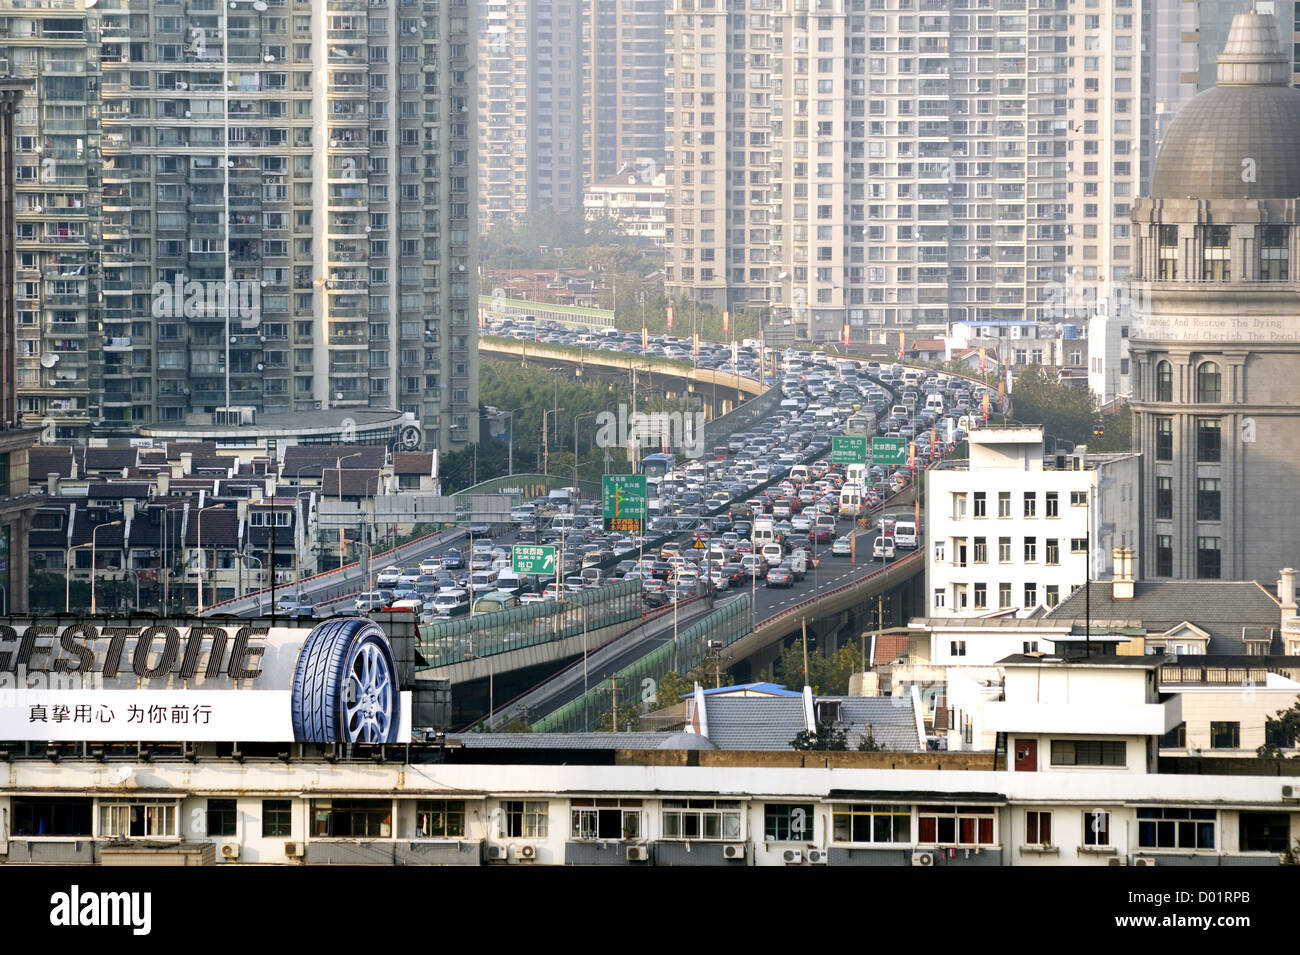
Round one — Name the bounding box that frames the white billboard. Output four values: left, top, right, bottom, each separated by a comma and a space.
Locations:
0, 618, 410, 743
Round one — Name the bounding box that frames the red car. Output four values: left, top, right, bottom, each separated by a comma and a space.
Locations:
811, 527, 835, 543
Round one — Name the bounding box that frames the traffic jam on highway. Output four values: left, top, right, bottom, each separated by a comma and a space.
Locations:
285, 329, 1003, 627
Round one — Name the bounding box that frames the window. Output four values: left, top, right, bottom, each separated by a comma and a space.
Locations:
832, 804, 910, 843
999, 537, 1012, 563
1045, 540, 1059, 565
99, 800, 178, 839
1156, 535, 1173, 576
661, 799, 742, 841
1197, 536, 1221, 579
997, 491, 1011, 517
917, 805, 995, 846
1210, 721, 1240, 750
974, 583, 987, 609
262, 800, 292, 837
1137, 808, 1216, 850
1045, 492, 1058, 518
1196, 418, 1220, 462
973, 492, 986, 517
1023, 582, 1037, 608
502, 801, 549, 838
1050, 740, 1126, 767
1069, 491, 1088, 507
11, 798, 92, 836
950, 640, 967, 657
1157, 225, 1178, 280
764, 803, 814, 841
572, 799, 641, 841
973, 537, 987, 563
1023, 493, 1037, 518
1197, 478, 1221, 521
1239, 812, 1291, 852
1202, 225, 1230, 281
207, 798, 237, 837
1083, 810, 1111, 847
1266, 718, 1298, 750
1026, 810, 1052, 846
999, 582, 1012, 608
1024, 537, 1037, 562
1156, 418, 1173, 461
311, 799, 392, 838
1196, 362, 1221, 403
1156, 477, 1173, 520
414, 800, 465, 839
1161, 722, 1187, 748
1259, 225, 1288, 281
933, 588, 947, 610
1155, 360, 1172, 402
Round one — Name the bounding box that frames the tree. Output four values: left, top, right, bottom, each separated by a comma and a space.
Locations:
1255, 698, 1300, 758
1004, 365, 1102, 448
30, 572, 90, 614
775, 642, 864, 696
790, 721, 849, 751
857, 729, 881, 752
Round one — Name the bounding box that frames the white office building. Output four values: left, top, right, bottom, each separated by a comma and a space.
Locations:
925, 426, 1140, 617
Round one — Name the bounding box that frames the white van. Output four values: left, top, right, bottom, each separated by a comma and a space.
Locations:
789, 465, 810, 484
925, 393, 945, 414
839, 483, 865, 517
761, 543, 785, 568
752, 520, 778, 550
894, 520, 919, 549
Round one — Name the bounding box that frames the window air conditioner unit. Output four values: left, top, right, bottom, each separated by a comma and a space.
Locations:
1107, 857, 1128, 866
284, 842, 304, 858
220, 842, 240, 860
723, 843, 746, 860
625, 845, 649, 862
806, 849, 829, 864
1134, 857, 1157, 867
1283, 785, 1297, 800
911, 850, 935, 866
782, 848, 802, 865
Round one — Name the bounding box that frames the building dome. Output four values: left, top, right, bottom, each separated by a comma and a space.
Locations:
1151, 12, 1300, 200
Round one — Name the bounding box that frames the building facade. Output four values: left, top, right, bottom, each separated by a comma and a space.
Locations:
925, 427, 1140, 617
662, 0, 1147, 348
1129, 10, 1300, 581
587, 0, 665, 185
0, 0, 477, 451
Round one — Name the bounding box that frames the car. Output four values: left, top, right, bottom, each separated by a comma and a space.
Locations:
418, 557, 443, 575
873, 536, 896, 560
811, 526, 835, 544
831, 535, 854, 557
441, 548, 464, 570
274, 592, 306, 612
375, 566, 401, 587
280, 603, 318, 619
765, 565, 795, 588
397, 567, 422, 586
354, 591, 388, 612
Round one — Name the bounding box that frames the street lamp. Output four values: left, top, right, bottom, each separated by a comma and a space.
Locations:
330, 452, 364, 570
502, 406, 526, 476
235, 551, 264, 611
541, 408, 565, 475
574, 410, 600, 489
65, 541, 93, 613
195, 504, 223, 615
90, 520, 122, 616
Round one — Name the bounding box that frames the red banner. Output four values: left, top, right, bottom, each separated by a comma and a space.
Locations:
722, 310, 729, 335
666, 305, 674, 330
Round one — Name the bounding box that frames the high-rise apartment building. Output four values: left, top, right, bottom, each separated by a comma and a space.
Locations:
0, 0, 477, 451
477, 0, 584, 233
0, 77, 40, 612
587, 0, 666, 184
663, 0, 1154, 348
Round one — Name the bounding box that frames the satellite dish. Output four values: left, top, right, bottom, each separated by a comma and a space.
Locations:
108, 766, 132, 785
40, 353, 58, 368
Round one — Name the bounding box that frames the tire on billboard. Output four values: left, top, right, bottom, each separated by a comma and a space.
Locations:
291, 618, 400, 743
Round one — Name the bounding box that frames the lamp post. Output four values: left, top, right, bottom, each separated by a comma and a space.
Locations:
574, 410, 599, 490
541, 408, 565, 475
65, 541, 93, 613
503, 407, 525, 476
236, 551, 264, 611
90, 520, 122, 616
331, 452, 364, 570
195, 504, 222, 615
293, 488, 314, 592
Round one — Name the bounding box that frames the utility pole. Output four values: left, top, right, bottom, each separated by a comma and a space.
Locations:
801, 616, 809, 686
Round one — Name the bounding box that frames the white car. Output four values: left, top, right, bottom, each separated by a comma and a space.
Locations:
419, 557, 443, 575
707, 569, 730, 591
376, 566, 401, 587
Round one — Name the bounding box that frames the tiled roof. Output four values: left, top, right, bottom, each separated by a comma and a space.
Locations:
702, 697, 809, 750
835, 697, 922, 752
86, 482, 152, 500
29, 446, 73, 479
872, 632, 912, 664
394, 452, 435, 476
83, 447, 137, 471
183, 506, 240, 547
321, 468, 382, 497
283, 445, 386, 479
1048, 579, 1280, 654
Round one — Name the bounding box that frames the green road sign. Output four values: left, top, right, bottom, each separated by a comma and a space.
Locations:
832, 435, 868, 464
872, 436, 907, 466
602, 474, 647, 532
512, 544, 557, 576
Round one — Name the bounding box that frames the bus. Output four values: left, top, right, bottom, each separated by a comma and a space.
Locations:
845, 411, 876, 437
639, 452, 675, 480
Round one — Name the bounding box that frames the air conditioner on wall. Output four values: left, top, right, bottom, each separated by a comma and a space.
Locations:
782, 849, 802, 864
911, 851, 935, 866
625, 845, 649, 862
220, 842, 240, 860
284, 842, 304, 858
722, 843, 745, 860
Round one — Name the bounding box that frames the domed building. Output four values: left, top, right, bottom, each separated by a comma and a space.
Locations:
1130, 11, 1300, 581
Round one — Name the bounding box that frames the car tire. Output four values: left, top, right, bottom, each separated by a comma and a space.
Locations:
291, 618, 400, 743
